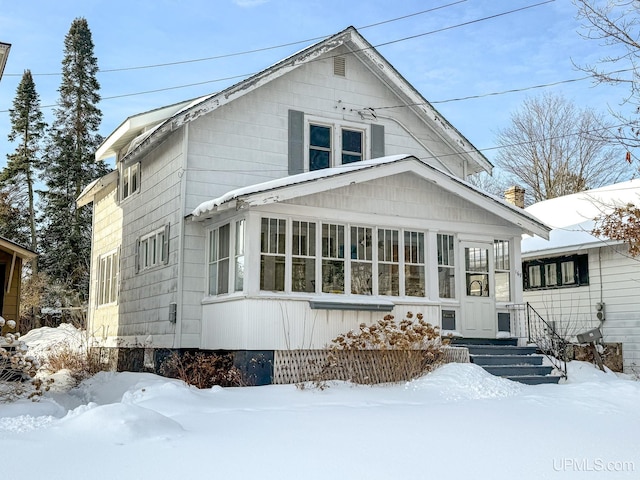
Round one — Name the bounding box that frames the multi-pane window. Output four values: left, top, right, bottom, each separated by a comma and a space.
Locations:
261, 218, 286, 291
97, 249, 119, 306
404, 231, 425, 297
292, 221, 316, 293
378, 228, 399, 296
322, 223, 345, 293
138, 225, 169, 271
494, 240, 510, 302
121, 162, 140, 200
309, 124, 332, 171
351, 226, 372, 294
437, 234, 456, 298
309, 124, 365, 170
465, 247, 489, 297
234, 220, 245, 292
523, 254, 589, 290
342, 129, 363, 164
209, 224, 230, 295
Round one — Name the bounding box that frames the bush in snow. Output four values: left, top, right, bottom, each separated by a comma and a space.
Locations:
160, 351, 244, 389
313, 312, 448, 386
0, 317, 49, 402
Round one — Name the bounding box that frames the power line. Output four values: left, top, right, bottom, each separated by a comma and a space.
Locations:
4, 1, 469, 77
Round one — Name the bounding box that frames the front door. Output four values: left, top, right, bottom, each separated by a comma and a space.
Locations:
460, 243, 495, 338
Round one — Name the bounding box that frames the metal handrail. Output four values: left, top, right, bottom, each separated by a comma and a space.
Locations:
525, 302, 568, 378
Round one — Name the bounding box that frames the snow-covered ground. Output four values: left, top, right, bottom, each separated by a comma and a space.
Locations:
1, 326, 639, 479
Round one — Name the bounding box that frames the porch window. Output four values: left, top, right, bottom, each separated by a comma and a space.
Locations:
121, 162, 140, 201
261, 218, 286, 291
404, 231, 425, 297
322, 223, 345, 293
378, 228, 399, 296
292, 220, 316, 293
97, 249, 119, 306
234, 220, 245, 292
437, 234, 456, 298
209, 224, 230, 295
494, 240, 510, 302
350, 226, 372, 295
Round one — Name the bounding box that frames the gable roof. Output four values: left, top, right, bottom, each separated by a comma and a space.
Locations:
190, 154, 549, 239
96, 26, 491, 175
522, 179, 640, 256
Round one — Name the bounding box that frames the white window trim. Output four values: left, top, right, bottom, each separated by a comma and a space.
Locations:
120, 162, 141, 202
136, 225, 169, 272
206, 219, 245, 296
97, 247, 120, 307
305, 116, 370, 172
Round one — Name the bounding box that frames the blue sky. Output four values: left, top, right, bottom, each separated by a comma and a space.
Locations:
0, 0, 632, 171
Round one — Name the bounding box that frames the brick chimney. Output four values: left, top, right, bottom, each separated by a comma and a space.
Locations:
504, 186, 525, 208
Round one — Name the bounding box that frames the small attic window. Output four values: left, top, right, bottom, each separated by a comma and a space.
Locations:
334, 56, 346, 77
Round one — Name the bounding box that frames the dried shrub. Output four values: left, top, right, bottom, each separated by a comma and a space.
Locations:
313, 312, 448, 386
160, 351, 244, 389
593, 203, 640, 256
0, 318, 48, 402
43, 342, 105, 382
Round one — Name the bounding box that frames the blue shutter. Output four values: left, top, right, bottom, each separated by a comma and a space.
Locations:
288, 110, 305, 175
371, 124, 385, 159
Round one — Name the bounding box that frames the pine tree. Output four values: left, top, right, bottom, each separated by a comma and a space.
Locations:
40, 18, 108, 299
1, 70, 46, 268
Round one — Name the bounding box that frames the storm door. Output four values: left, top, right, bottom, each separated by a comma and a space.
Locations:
460, 243, 495, 337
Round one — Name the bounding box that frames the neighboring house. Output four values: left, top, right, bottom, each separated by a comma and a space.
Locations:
77, 26, 549, 377
522, 179, 640, 372
0, 236, 36, 332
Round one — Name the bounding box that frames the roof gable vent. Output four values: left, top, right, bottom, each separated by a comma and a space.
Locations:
334, 56, 346, 77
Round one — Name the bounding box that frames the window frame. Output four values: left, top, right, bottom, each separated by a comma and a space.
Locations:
494, 239, 511, 303
523, 254, 589, 290
97, 248, 120, 307
437, 233, 456, 299
137, 225, 169, 272
120, 162, 140, 201
306, 117, 369, 171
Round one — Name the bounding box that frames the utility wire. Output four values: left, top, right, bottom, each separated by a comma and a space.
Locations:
4, 1, 469, 77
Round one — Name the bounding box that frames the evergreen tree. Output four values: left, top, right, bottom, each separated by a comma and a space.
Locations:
40, 17, 108, 299
1, 69, 46, 267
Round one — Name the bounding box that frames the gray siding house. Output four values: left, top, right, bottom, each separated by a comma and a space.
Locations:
522, 179, 640, 372
78, 27, 549, 375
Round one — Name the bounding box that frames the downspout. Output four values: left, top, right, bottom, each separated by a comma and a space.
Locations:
375, 114, 456, 176
174, 124, 189, 348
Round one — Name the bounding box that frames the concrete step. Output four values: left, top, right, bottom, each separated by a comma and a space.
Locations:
482, 364, 554, 377
504, 375, 561, 385
464, 345, 538, 356
449, 337, 517, 346
471, 354, 544, 366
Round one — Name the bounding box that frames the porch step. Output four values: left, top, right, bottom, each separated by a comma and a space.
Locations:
452, 338, 561, 385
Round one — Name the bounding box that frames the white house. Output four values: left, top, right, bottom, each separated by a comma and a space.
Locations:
522, 179, 640, 372
78, 27, 549, 378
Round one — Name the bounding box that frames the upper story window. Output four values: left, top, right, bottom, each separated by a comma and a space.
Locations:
308, 121, 365, 171
523, 254, 589, 290
121, 162, 140, 201
137, 225, 169, 272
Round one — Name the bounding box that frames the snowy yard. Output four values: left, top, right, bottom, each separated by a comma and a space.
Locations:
1, 327, 639, 479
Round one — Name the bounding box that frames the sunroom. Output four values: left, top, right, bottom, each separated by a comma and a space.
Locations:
189, 155, 549, 351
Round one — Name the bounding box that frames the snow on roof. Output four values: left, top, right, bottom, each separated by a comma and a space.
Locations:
522, 179, 640, 255
191, 154, 410, 218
